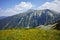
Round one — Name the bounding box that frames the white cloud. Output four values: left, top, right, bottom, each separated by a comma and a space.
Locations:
0, 2, 33, 16
14, 2, 34, 13
38, 0, 60, 12
14, 2, 33, 11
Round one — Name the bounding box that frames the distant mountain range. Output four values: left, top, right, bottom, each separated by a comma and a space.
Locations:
0, 16, 7, 20
0, 9, 60, 30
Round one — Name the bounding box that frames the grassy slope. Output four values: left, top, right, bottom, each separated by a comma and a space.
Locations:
0, 28, 60, 40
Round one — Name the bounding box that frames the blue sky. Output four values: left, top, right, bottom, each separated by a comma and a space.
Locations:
0, 0, 53, 9
0, 0, 60, 16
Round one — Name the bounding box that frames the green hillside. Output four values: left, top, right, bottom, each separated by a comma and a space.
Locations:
0, 28, 60, 40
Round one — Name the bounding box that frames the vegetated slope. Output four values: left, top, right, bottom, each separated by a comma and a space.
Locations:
53, 20, 60, 30
0, 9, 60, 30
0, 28, 60, 40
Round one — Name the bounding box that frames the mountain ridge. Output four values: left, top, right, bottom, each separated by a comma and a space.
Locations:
0, 9, 60, 30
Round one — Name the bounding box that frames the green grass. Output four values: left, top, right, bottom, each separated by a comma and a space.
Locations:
0, 28, 60, 40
